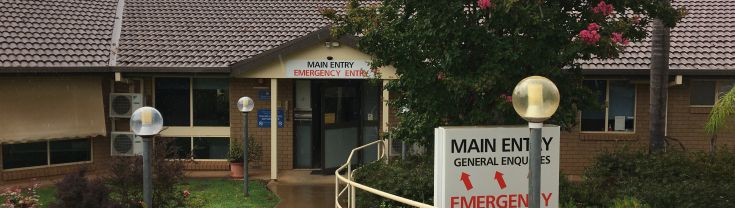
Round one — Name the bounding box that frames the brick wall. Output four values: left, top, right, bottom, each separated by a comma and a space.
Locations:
667, 82, 735, 151
230, 78, 294, 170
559, 82, 735, 177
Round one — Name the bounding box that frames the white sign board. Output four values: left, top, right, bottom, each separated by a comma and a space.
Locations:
286, 60, 375, 79
434, 126, 560, 208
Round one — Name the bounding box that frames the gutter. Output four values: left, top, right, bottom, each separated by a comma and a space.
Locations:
583, 69, 735, 76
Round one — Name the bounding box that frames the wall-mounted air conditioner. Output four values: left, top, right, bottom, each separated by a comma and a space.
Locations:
109, 93, 143, 118
110, 132, 143, 156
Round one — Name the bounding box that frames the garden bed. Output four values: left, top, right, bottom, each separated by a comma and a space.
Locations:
28, 179, 279, 208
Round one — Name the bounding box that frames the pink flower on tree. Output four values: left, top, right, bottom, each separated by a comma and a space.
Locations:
579, 23, 601, 45
478, 0, 492, 10
587, 23, 601, 31
592, 1, 614, 16
611, 32, 630, 45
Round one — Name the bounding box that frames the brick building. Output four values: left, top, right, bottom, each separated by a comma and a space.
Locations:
0, 0, 733, 183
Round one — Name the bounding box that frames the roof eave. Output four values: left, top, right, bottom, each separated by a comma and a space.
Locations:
230, 26, 359, 76
114, 67, 230, 73
0, 67, 112, 73
582, 68, 735, 76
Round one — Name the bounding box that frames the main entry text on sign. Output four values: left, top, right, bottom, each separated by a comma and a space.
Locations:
434, 126, 560, 208
286, 60, 375, 79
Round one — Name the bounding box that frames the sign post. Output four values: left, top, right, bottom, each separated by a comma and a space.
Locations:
433, 126, 560, 208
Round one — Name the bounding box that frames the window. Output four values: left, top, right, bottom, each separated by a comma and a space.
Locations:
50, 139, 91, 164
168, 137, 192, 159
3, 141, 47, 169
155, 78, 190, 126
193, 79, 229, 126
581, 80, 636, 132
3, 138, 91, 170
690, 80, 735, 106
163, 137, 229, 160
193, 137, 230, 159
155, 77, 229, 126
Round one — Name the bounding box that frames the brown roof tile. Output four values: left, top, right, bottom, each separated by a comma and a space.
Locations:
580, 0, 735, 70
0, 0, 117, 68
116, 0, 350, 67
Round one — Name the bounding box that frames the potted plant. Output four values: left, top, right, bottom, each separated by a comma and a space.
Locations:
227, 136, 262, 178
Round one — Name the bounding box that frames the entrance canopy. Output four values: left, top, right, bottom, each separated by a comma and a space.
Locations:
0, 77, 106, 143
231, 28, 398, 80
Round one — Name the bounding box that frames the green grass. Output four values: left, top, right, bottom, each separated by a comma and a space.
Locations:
14, 179, 279, 208
181, 179, 279, 208
37, 186, 56, 208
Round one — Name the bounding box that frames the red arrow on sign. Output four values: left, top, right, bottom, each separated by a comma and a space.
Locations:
460, 172, 473, 190
494, 171, 507, 190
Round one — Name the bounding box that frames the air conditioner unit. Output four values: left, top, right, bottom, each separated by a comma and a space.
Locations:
110, 132, 143, 156
110, 93, 143, 118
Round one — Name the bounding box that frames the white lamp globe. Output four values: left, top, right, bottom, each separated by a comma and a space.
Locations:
511, 76, 560, 123
237, 97, 255, 112
130, 107, 164, 136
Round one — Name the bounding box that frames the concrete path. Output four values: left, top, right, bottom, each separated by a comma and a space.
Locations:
263, 170, 336, 208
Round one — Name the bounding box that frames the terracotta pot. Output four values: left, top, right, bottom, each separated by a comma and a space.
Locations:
230, 162, 244, 178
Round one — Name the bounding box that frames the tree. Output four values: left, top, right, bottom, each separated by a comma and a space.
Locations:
325, 0, 683, 148
704, 87, 735, 153
649, 0, 672, 153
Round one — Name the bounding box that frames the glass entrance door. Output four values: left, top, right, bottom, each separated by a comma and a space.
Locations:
322, 81, 361, 169
293, 80, 382, 171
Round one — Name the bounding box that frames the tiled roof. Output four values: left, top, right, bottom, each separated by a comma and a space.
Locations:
1, 0, 733, 70
117, 0, 348, 67
580, 0, 735, 70
0, 0, 118, 67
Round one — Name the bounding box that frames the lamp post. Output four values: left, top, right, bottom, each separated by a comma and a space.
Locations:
130, 107, 164, 208
511, 76, 560, 208
237, 96, 255, 196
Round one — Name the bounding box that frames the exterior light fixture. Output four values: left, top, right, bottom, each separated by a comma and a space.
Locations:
237, 96, 254, 196
511, 76, 560, 124
130, 106, 163, 208
130, 107, 163, 136
511, 76, 560, 208
238, 96, 255, 113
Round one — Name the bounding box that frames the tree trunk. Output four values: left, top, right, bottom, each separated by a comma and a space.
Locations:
649, 11, 671, 153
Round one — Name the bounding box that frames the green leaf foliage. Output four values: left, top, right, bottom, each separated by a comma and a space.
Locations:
352, 156, 434, 207
565, 148, 735, 207
326, 0, 684, 147
705, 86, 735, 135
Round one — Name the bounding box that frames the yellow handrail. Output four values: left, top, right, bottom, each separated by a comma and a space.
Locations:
335, 140, 434, 208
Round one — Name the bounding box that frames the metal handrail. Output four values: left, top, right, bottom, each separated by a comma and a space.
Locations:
335, 140, 434, 208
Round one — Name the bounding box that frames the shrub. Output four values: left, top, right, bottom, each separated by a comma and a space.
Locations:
49, 169, 121, 208
352, 156, 433, 208
227, 136, 262, 163
0, 181, 40, 208
609, 197, 651, 208
571, 148, 735, 207
106, 138, 189, 208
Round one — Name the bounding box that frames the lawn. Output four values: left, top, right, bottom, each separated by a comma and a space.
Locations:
182, 179, 279, 208
23, 179, 279, 208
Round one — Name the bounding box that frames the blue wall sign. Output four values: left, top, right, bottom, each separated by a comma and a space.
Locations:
258, 89, 271, 101
257, 109, 284, 128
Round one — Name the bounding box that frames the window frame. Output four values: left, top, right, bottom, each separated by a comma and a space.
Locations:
152, 75, 231, 161
151, 75, 232, 141
160, 136, 230, 161
689, 79, 734, 107
580, 79, 638, 134
2, 138, 93, 171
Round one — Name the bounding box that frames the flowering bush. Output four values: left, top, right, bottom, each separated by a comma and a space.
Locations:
325, 0, 684, 146
0, 182, 40, 208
